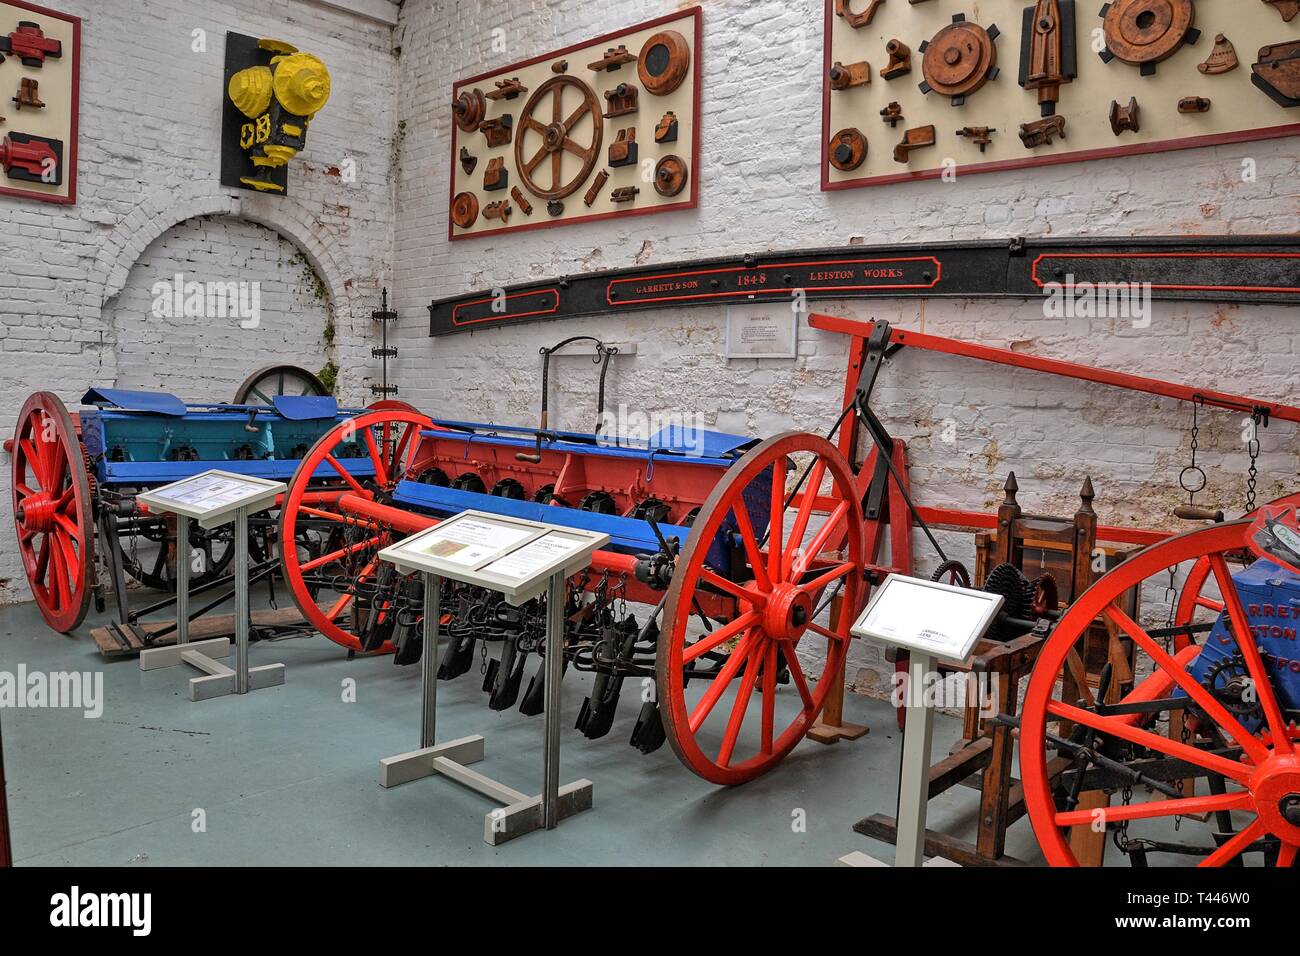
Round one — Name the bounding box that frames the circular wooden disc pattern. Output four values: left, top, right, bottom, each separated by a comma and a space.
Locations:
1103, 0, 1195, 64
653, 155, 689, 196
452, 87, 485, 131
921, 21, 998, 97
637, 30, 691, 96
514, 75, 603, 201
451, 191, 479, 228
828, 128, 867, 171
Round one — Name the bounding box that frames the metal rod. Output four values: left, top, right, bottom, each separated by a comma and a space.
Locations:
175, 513, 190, 646
810, 313, 1300, 424
421, 574, 441, 749
895, 651, 936, 867
234, 507, 250, 695
542, 572, 565, 829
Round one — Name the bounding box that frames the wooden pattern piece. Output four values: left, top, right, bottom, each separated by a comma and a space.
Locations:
1099, 0, 1199, 75
451, 191, 479, 228
513, 74, 603, 201
836, 0, 886, 28
1198, 33, 1239, 74
1252, 41, 1300, 107
919, 15, 1001, 106
828, 127, 868, 169
637, 30, 690, 95
653, 154, 689, 196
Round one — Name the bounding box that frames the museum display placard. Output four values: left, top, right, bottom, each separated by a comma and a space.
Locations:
448, 7, 701, 240
822, 0, 1300, 191
136, 470, 286, 530
0, 0, 79, 204
850, 573, 1004, 662
379, 510, 609, 605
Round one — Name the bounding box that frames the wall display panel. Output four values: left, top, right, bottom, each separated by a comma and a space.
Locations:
0, 0, 78, 204
821, 0, 1300, 190
448, 7, 701, 240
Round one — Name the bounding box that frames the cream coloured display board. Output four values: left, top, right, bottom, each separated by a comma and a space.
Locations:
822, 1, 1300, 190
0, 1, 79, 204
448, 7, 701, 240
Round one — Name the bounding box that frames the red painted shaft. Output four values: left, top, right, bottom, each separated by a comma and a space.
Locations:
335, 493, 640, 577
810, 312, 1300, 424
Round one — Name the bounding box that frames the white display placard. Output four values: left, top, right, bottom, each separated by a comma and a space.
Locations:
851, 574, 1004, 664
136, 470, 286, 530
412, 516, 536, 568
725, 303, 799, 360
379, 510, 610, 605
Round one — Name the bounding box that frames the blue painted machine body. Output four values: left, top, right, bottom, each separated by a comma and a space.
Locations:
77, 388, 373, 488
1185, 558, 1300, 726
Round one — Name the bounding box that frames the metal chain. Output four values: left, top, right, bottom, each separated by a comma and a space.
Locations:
1245, 412, 1262, 513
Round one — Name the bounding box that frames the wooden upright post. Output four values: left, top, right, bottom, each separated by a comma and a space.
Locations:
808, 594, 870, 744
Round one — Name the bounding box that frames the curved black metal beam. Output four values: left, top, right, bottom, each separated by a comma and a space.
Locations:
429, 234, 1300, 336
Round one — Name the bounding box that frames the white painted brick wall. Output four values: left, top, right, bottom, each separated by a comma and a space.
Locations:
389, 0, 1300, 695
0, 0, 399, 605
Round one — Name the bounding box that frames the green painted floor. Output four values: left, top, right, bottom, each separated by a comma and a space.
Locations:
0, 598, 1047, 867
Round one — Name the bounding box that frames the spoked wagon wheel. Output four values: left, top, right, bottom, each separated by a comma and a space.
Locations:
11, 392, 95, 633
514, 75, 603, 201
657, 432, 865, 785
233, 364, 328, 404
1172, 492, 1300, 649
279, 409, 432, 653
1021, 521, 1300, 867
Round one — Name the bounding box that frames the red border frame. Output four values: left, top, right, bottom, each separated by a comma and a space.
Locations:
0, 0, 79, 205
818, 1, 1300, 192
448, 6, 702, 242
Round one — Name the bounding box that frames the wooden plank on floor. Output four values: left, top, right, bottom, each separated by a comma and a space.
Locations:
90, 606, 314, 659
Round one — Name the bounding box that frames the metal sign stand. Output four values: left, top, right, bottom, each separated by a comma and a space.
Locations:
376, 511, 608, 846
837, 574, 1003, 868
137, 471, 286, 701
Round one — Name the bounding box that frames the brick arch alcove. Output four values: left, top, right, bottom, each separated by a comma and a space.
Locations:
90, 184, 352, 315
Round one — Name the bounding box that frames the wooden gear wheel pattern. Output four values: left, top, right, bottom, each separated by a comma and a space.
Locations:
514, 75, 603, 201
920, 16, 1001, 105
1100, 0, 1198, 70
637, 30, 691, 96
11, 392, 94, 633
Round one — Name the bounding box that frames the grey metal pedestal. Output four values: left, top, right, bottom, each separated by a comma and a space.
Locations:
139, 508, 285, 700
378, 571, 593, 846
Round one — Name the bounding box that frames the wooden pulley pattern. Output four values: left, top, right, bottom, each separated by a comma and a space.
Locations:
828, 128, 867, 170
638, 30, 690, 96
653, 154, 689, 196
513, 74, 603, 201
452, 87, 486, 131
918, 14, 1001, 106
1099, 0, 1200, 75
451, 191, 479, 228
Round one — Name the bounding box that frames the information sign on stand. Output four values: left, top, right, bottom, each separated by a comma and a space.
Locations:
136, 470, 287, 701
376, 511, 609, 845
840, 575, 1003, 868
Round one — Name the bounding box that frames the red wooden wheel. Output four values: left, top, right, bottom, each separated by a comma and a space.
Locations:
278, 408, 432, 653
11, 392, 94, 633
657, 432, 865, 785
1173, 492, 1300, 648
1022, 521, 1300, 867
